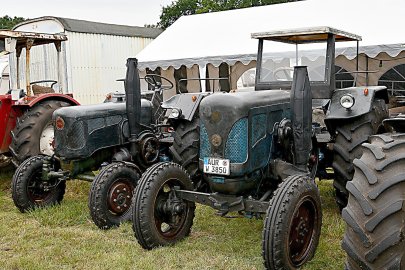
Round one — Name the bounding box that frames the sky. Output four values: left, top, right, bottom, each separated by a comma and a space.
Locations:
1, 0, 175, 27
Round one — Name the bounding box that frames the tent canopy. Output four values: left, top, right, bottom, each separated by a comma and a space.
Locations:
137, 0, 405, 70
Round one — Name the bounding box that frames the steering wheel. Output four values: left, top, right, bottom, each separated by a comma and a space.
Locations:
273, 67, 294, 81
30, 80, 58, 88
144, 74, 173, 90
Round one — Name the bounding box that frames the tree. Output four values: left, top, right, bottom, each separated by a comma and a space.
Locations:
0, 15, 26, 30
158, 0, 295, 29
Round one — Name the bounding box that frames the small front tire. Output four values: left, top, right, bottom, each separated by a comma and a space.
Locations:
12, 155, 66, 212
262, 175, 322, 270
132, 162, 195, 249
89, 162, 140, 230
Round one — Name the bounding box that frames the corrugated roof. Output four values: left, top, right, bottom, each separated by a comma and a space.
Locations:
14, 16, 163, 39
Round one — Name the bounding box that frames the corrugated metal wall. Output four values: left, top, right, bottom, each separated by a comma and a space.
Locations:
66, 32, 154, 104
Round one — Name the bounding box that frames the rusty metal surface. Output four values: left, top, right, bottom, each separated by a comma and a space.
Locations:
0, 30, 67, 41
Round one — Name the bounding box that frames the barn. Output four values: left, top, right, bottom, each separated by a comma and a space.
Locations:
8, 16, 162, 104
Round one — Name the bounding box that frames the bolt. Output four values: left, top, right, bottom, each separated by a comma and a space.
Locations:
116, 189, 120, 193
123, 188, 127, 192
113, 199, 117, 202
127, 195, 131, 199
124, 204, 127, 208
117, 206, 121, 209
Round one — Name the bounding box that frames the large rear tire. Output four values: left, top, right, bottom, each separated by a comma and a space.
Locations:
262, 175, 322, 270
332, 99, 387, 210
170, 117, 206, 191
132, 162, 195, 250
9, 100, 71, 166
342, 134, 405, 270
89, 162, 140, 230
12, 155, 66, 212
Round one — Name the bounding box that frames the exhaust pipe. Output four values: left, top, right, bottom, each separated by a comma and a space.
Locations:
125, 58, 142, 156
290, 66, 312, 169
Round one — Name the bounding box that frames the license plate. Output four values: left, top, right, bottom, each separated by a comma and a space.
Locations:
203, 157, 230, 175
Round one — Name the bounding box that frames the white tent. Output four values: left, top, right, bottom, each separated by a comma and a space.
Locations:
137, 0, 405, 72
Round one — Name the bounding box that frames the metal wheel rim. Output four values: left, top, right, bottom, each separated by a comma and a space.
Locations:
154, 179, 188, 239
39, 123, 55, 156
0, 154, 11, 168
26, 167, 54, 203
107, 179, 134, 215
288, 195, 318, 266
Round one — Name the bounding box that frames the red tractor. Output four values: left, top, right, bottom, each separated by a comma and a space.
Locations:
0, 30, 79, 168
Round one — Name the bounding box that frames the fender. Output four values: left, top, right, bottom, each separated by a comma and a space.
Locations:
324, 86, 388, 133
161, 92, 210, 121
25, 93, 80, 107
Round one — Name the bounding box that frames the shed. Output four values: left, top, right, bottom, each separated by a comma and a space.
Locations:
136, 0, 405, 96
11, 17, 163, 104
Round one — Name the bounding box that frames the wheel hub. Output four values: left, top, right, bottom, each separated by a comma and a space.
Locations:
40, 123, 55, 156
0, 154, 11, 168
108, 181, 133, 214
288, 198, 317, 266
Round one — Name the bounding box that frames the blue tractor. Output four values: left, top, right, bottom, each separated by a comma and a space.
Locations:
131, 27, 389, 269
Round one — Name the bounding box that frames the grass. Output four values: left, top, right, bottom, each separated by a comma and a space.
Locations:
0, 170, 345, 270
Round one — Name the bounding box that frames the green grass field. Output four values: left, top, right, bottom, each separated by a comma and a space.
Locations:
0, 170, 346, 270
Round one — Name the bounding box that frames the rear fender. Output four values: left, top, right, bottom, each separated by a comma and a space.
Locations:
324, 86, 388, 133
162, 92, 210, 121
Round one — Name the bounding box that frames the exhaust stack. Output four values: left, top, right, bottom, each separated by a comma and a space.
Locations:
125, 58, 142, 156
290, 66, 312, 169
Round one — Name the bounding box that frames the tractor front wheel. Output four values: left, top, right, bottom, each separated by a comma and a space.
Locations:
10, 100, 71, 166
262, 175, 322, 270
132, 162, 195, 249
12, 155, 66, 212
89, 162, 139, 229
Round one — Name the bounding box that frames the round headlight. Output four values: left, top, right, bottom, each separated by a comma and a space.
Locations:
340, 94, 355, 109
170, 108, 182, 118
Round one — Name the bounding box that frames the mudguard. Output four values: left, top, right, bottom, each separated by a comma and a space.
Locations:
324, 86, 388, 130
161, 92, 210, 121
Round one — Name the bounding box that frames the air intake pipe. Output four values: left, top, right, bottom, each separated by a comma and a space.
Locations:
290, 66, 312, 169
125, 58, 142, 157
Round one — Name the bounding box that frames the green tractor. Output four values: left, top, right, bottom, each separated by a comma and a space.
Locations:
131, 26, 389, 269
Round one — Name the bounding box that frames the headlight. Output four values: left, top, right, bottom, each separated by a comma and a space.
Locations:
170, 108, 182, 118
340, 94, 355, 109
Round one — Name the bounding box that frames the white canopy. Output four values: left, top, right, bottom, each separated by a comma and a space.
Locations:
137, 0, 405, 70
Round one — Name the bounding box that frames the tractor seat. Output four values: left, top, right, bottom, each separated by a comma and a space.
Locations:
32, 85, 55, 95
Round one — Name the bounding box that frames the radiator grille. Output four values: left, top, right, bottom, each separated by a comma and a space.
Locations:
199, 123, 211, 158
225, 118, 248, 163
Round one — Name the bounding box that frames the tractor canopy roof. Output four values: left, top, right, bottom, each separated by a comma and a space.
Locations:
0, 30, 67, 55
251, 26, 361, 44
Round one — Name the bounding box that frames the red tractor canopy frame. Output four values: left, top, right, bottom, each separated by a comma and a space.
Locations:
0, 30, 79, 167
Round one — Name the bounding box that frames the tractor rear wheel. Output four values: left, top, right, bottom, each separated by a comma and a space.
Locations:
170, 117, 207, 191
262, 175, 322, 270
332, 99, 387, 210
342, 134, 405, 270
12, 155, 66, 212
89, 162, 140, 230
10, 100, 71, 166
132, 162, 195, 249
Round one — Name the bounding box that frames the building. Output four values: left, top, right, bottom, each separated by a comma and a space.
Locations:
9, 16, 162, 104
